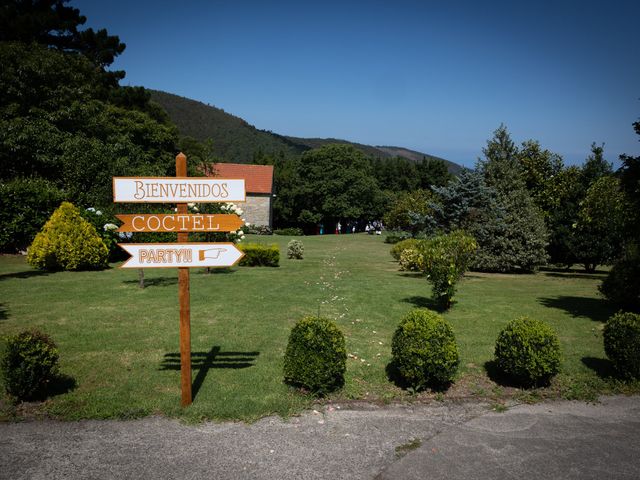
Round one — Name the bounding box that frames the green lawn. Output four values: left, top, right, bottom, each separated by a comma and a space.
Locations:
0, 233, 636, 421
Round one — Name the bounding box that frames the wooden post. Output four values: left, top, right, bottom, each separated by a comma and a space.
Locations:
176, 152, 192, 406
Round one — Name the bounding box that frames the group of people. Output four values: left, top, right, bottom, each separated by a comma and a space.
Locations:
317, 220, 384, 235
365, 220, 383, 235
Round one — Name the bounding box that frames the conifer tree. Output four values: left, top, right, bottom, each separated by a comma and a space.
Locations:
476, 125, 548, 271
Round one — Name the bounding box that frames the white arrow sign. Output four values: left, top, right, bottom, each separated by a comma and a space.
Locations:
118, 243, 244, 268
113, 177, 246, 203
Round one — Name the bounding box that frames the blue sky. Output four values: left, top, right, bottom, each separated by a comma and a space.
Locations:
76, 0, 639, 168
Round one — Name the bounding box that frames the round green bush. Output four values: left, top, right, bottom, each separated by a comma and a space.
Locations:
391, 309, 460, 389
603, 311, 640, 379
287, 239, 304, 259
283, 316, 347, 394
494, 317, 562, 386
1, 329, 59, 401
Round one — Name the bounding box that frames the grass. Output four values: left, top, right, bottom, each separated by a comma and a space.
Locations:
1, 233, 638, 422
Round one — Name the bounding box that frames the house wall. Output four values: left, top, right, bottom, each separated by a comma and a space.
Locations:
241, 194, 272, 227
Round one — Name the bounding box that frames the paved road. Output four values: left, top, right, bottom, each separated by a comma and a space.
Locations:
1, 396, 639, 480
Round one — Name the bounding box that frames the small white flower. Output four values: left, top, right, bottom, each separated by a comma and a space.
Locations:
96, 210, 102, 216
237, 230, 244, 236
86, 207, 95, 212
230, 205, 237, 212
187, 202, 195, 208
245, 222, 251, 227
241, 235, 245, 239
174, 207, 178, 212
236, 208, 243, 215
192, 206, 199, 212
103, 223, 118, 231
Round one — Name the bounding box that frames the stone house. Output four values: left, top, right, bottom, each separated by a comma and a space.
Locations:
209, 163, 274, 227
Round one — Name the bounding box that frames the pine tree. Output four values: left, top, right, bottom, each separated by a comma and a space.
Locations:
475, 125, 548, 271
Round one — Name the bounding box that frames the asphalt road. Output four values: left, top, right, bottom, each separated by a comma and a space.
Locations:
2, 396, 639, 480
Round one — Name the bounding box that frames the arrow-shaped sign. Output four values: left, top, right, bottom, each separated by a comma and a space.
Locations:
118, 243, 244, 269
115, 214, 244, 233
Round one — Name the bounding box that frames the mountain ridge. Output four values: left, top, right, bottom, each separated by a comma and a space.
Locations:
149, 89, 463, 174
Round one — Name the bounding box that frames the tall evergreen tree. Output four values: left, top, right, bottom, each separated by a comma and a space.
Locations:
476, 125, 548, 271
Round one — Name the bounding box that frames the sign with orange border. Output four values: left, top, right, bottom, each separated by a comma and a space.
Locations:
115, 214, 244, 233
118, 243, 244, 268
113, 177, 245, 203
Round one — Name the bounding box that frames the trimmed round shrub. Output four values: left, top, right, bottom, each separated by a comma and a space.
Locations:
603, 311, 640, 379
1, 329, 59, 401
27, 202, 108, 270
391, 309, 459, 389
287, 239, 304, 259
494, 317, 562, 386
283, 316, 347, 394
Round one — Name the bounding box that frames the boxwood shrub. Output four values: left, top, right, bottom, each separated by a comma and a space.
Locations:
238, 243, 279, 267
494, 317, 562, 386
283, 316, 347, 394
391, 309, 459, 389
603, 311, 640, 379
1, 329, 59, 401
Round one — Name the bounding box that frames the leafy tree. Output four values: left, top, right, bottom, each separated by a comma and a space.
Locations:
293, 144, 384, 229
573, 177, 627, 272
0, 43, 176, 186
617, 119, 640, 242
383, 190, 438, 235
544, 166, 584, 267
601, 117, 640, 308
476, 125, 548, 271
517, 139, 563, 216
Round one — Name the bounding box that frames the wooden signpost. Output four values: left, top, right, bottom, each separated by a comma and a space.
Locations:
113, 153, 245, 406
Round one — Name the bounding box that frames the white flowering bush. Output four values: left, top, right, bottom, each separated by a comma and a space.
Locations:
287, 239, 304, 259
81, 207, 119, 259
188, 202, 245, 244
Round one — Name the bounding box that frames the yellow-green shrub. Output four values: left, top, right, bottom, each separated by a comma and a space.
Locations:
390, 238, 420, 261
27, 202, 109, 270
238, 243, 280, 267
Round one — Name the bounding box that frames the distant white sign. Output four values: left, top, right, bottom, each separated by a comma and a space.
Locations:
118, 243, 244, 268
113, 177, 245, 203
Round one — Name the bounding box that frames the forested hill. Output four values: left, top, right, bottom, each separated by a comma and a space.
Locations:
150, 90, 462, 173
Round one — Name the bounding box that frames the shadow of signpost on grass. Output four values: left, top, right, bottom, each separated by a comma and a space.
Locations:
160, 347, 260, 400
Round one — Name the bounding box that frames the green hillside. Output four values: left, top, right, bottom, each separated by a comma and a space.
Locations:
149, 90, 305, 161
150, 89, 462, 173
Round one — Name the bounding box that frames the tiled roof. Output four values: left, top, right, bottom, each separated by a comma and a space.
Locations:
209, 163, 274, 194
